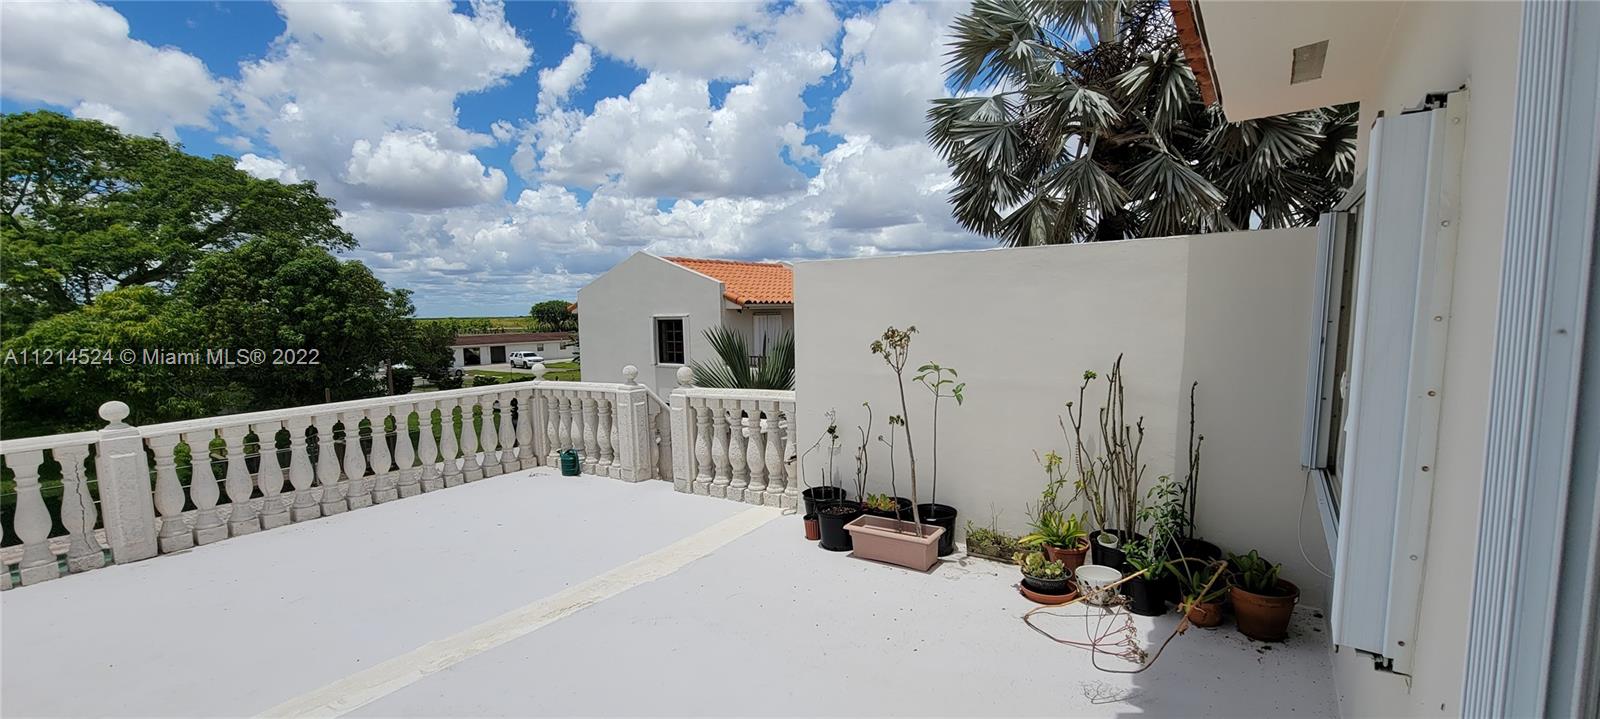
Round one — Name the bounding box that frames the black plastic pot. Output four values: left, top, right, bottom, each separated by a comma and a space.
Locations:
1022, 573, 1071, 595
1091, 529, 1142, 567
864, 496, 913, 521
1179, 537, 1223, 562
802, 486, 848, 516
1121, 571, 1168, 616
816, 501, 863, 552
917, 503, 958, 556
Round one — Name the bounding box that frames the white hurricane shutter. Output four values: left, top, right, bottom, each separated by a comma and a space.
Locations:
1331, 92, 1467, 673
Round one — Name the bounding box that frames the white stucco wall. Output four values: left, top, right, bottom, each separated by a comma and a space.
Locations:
794, 229, 1329, 605
576, 254, 726, 394
1325, 2, 1521, 716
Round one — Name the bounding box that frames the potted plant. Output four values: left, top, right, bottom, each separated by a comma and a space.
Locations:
914, 361, 965, 556
808, 417, 862, 552
844, 326, 945, 571
1119, 535, 1169, 616
1177, 382, 1221, 561
1065, 358, 1149, 567
964, 518, 1024, 562
1228, 550, 1300, 641
799, 409, 848, 517
1172, 557, 1229, 628
863, 493, 913, 520
1021, 453, 1091, 572
1014, 550, 1074, 604
1022, 509, 1090, 574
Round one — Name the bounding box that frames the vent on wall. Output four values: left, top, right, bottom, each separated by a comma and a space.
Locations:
1292, 40, 1329, 84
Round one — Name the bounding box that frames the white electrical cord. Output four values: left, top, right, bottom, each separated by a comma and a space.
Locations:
1298, 469, 1335, 580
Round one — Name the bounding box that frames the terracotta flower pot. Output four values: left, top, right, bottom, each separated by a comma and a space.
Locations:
1231, 579, 1300, 641
1044, 538, 1090, 574
1020, 583, 1079, 605
1185, 600, 1223, 627
844, 515, 945, 571
803, 514, 821, 541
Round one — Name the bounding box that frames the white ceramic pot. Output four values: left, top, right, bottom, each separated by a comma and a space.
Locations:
1075, 564, 1123, 606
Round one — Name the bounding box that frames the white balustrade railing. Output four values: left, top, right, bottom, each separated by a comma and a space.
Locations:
0, 364, 662, 590
667, 367, 797, 509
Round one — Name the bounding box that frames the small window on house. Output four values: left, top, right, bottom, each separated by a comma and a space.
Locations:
655, 317, 685, 365
537, 344, 545, 352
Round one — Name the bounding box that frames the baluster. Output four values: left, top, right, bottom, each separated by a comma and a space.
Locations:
545, 392, 561, 465
498, 391, 518, 473
656, 403, 672, 482
515, 391, 536, 470
783, 407, 799, 508
394, 403, 420, 498
220, 425, 258, 536
315, 414, 346, 515
10, 450, 59, 584
184, 430, 227, 544
417, 401, 443, 492
556, 394, 573, 454
286, 417, 319, 521
369, 406, 397, 502
765, 403, 786, 506
460, 396, 483, 482
596, 398, 614, 477
255, 421, 290, 529
149, 435, 194, 552
341, 411, 372, 510
56, 444, 105, 572
478, 394, 501, 478
568, 394, 584, 458
439, 398, 463, 487
745, 402, 766, 504
711, 402, 731, 498
729, 404, 748, 499
580, 396, 599, 475
693, 403, 713, 494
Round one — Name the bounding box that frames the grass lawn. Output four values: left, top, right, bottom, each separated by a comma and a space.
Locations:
467, 362, 580, 383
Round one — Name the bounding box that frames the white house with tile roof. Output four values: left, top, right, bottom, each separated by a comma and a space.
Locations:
576, 253, 793, 394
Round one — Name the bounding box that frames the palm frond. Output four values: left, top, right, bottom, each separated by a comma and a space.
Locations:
689, 326, 794, 390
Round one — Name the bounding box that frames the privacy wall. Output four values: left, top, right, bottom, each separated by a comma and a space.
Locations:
793, 228, 1331, 606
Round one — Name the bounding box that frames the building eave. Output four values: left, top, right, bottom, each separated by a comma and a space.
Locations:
1171, 0, 1220, 107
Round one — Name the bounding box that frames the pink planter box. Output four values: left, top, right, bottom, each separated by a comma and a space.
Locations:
844, 515, 946, 571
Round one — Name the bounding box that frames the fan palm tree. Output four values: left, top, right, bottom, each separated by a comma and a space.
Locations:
928, 0, 1357, 246
689, 327, 795, 390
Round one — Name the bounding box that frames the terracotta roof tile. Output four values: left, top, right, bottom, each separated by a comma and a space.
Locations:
664, 256, 793, 306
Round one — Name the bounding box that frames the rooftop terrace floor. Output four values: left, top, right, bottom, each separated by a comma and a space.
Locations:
2, 469, 1339, 717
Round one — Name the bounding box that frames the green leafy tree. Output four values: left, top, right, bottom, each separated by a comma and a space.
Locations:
398, 320, 458, 386
928, 0, 1356, 246
1, 111, 354, 334
528, 299, 578, 332
0, 287, 228, 434
175, 236, 416, 408
690, 327, 794, 390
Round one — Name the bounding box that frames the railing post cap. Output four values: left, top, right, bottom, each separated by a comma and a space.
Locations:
99, 400, 130, 427
532, 362, 547, 379
622, 365, 639, 384
676, 366, 694, 387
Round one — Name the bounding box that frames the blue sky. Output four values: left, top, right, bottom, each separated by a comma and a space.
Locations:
1, 0, 985, 316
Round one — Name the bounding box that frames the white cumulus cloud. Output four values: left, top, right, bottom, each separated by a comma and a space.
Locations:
0, 0, 221, 136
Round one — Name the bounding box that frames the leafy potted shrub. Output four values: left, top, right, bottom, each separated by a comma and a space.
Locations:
1172, 557, 1229, 628
914, 362, 965, 556
1022, 509, 1090, 574
844, 326, 945, 571
1119, 476, 1186, 616
1014, 550, 1074, 604
1021, 454, 1091, 572
964, 518, 1024, 562
1228, 550, 1300, 641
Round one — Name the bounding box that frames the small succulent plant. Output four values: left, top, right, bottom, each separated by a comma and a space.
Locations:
864, 493, 898, 512
1013, 550, 1067, 580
